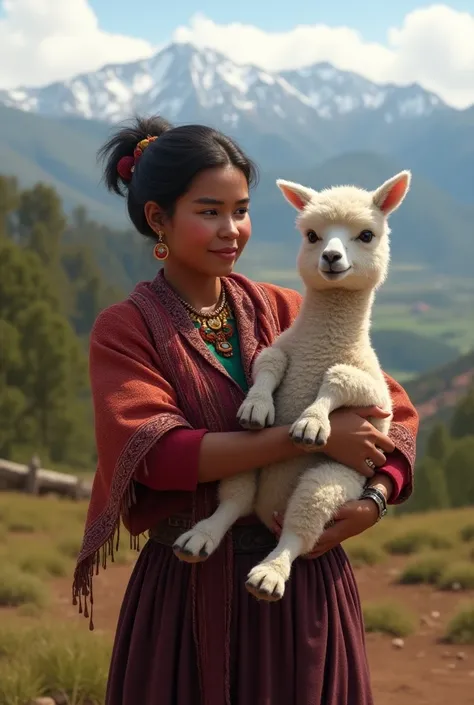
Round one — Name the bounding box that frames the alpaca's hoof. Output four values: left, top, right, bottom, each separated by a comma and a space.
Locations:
172, 545, 209, 563
237, 396, 275, 430
289, 414, 330, 447
245, 564, 286, 602
172, 525, 218, 563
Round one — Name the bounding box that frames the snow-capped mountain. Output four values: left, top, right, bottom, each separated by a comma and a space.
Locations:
2, 41, 472, 215
0, 42, 448, 128
281, 63, 445, 121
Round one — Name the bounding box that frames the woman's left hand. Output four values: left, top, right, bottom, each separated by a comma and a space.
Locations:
272, 499, 379, 559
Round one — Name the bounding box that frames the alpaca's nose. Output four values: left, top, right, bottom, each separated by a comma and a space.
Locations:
322, 251, 342, 264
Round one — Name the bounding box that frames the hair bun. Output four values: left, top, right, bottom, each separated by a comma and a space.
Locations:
98, 115, 173, 195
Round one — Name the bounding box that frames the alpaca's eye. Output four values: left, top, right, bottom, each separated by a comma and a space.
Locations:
358, 230, 374, 243
307, 230, 319, 243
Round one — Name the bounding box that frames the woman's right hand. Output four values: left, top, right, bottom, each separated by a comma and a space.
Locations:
294, 406, 395, 478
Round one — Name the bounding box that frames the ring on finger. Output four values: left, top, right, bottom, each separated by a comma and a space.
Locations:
365, 458, 376, 470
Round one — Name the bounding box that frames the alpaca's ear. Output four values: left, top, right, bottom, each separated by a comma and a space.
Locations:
373, 170, 411, 215
277, 179, 314, 211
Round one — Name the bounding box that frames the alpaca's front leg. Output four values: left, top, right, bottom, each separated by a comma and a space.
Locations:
290, 364, 391, 446
237, 346, 288, 429
173, 472, 257, 563
246, 461, 364, 601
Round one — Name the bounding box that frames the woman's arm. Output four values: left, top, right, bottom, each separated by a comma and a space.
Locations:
136, 406, 395, 490
366, 471, 394, 502
135, 425, 300, 489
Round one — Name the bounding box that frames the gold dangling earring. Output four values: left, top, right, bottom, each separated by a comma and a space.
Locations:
153, 231, 169, 261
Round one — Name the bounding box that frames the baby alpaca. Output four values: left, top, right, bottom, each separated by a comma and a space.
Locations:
173, 170, 411, 600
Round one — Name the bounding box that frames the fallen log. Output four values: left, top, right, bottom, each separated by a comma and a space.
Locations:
0, 456, 92, 500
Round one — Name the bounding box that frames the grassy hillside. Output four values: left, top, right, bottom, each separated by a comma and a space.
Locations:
404, 350, 474, 449
2, 105, 473, 380
0, 104, 118, 224
405, 350, 474, 408
1, 105, 474, 278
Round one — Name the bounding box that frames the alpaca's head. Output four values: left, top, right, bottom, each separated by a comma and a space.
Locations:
277, 171, 411, 292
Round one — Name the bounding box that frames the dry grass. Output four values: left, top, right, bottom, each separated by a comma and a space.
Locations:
1, 492, 473, 703
0, 492, 111, 702
0, 621, 111, 705
364, 507, 474, 548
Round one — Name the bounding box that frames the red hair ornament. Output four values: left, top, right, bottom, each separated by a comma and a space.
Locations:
117, 135, 159, 182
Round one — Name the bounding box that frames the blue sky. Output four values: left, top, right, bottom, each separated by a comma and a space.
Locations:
88, 0, 473, 43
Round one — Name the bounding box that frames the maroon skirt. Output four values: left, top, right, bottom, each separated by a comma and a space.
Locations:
105, 529, 373, 705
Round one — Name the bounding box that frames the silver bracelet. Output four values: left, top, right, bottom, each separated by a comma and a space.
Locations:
360, 486, 387, 522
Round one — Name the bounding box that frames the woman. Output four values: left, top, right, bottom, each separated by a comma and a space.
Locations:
73, 116, 418, 705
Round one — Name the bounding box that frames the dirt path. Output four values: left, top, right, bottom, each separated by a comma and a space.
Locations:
52, 557, 474, 704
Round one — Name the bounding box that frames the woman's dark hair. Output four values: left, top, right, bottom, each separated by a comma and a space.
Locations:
98, 115, 258, 240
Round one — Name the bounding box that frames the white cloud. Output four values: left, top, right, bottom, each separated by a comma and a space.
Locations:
1, 2, 473, 109
0, 0, 155, 88
174, 6, 474, 109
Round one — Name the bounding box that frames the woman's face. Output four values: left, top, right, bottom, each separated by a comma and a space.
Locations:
158, 165, 252, 278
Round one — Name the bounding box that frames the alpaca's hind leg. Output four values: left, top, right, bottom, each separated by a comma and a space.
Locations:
173, 472, 257, 563
246, 462, 364, 600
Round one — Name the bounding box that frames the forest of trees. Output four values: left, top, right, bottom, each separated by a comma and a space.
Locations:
1, 174, 473, 513
396, 387, 474, 514
0, 175, 125, 468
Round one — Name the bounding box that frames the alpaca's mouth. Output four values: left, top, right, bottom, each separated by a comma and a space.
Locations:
321, 266, 352, 279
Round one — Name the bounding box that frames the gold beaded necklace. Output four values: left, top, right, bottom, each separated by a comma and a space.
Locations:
176, 288, 235, 358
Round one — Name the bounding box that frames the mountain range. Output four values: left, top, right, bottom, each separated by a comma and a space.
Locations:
1, 41, 473, 279
0, 42, 449, 125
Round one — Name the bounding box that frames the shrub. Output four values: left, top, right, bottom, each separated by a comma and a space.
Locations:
363, 601, 416, 637
444, 604, 474, 645
437, 562, 474, 591
17, 602, 43, 618
460, 524, 474, 543
345, 541, 385, 568
384, 529, 452, 555
6, 520, 36, 533
0, 565, 49, 608
398, 554, 448, 585
0, 493, 87, 535
15, 548, 70, 578
113, 549, 137, 566
56, 535, 81, 559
